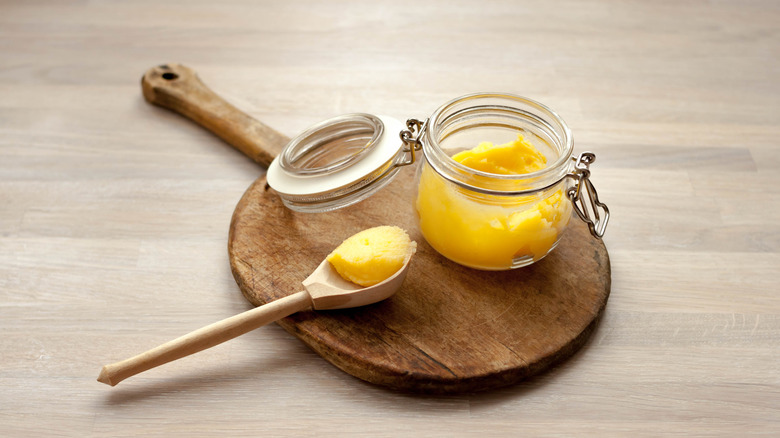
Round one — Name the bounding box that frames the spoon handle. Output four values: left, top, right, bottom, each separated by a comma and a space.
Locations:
97, 291, 312, 386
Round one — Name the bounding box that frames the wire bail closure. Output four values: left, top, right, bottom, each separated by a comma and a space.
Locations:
396, 118, 426, 167
567, 152, 610, 239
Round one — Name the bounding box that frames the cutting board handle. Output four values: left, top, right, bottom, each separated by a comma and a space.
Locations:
141, 64, 290, 167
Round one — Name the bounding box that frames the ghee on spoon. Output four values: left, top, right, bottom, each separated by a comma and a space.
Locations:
98, 226, 416, 386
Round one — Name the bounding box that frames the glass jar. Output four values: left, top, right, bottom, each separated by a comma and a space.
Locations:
267, 93, 608, 270
415, 93, 576, 269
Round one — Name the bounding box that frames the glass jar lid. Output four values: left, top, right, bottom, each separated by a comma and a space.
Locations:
267, 113, 407, 212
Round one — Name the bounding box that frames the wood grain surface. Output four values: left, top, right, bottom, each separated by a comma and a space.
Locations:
2, 0, 779, 436
230, 171, 610, 393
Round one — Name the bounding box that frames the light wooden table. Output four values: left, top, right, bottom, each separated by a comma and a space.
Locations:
2, 1, 778, 436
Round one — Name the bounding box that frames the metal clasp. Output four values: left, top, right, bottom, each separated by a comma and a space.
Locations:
567, 152, 610, 239
396, 118, 426, 167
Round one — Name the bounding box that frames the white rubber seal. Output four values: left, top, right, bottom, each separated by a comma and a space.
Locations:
267, 115, 405, 197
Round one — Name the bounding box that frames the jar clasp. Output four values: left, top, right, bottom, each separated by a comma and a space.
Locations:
567, 152, 610, 239
395, 118, 426, 167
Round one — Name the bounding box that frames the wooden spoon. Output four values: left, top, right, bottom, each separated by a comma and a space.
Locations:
97, 246, 416, 386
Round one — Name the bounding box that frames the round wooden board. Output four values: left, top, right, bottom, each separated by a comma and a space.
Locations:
228, 169, 611, 393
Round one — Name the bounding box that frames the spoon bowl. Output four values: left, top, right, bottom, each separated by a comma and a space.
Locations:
305, 244, 416, 310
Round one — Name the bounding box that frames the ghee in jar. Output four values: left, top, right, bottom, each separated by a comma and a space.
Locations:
415, 135, 572, 270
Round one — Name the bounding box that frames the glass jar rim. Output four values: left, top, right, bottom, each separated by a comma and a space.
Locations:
279, 113, 384, 176
267, 114, 406, 212
423, 92, 574, 195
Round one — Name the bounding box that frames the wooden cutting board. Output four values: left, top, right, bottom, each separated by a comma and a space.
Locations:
142, 64, 611, 393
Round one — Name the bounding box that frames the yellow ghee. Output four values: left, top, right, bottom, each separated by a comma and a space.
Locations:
326, 225, 414, 286
415, 135, 572, 269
